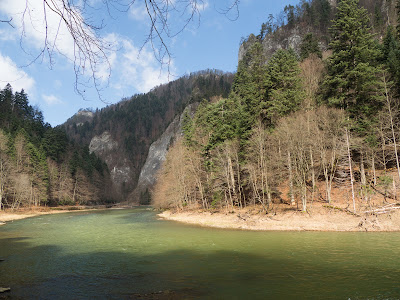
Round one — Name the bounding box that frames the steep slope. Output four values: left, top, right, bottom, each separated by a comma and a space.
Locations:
63, 70, 233, 202
239, 0, 395, 63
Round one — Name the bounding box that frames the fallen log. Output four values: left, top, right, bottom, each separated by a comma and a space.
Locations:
0, 287, 10, 293
362, 204, 400, 215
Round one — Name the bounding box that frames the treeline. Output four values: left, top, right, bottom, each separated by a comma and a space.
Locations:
257, 0, 392, 40
0, 84, 114, 210
153, 0, 400, 213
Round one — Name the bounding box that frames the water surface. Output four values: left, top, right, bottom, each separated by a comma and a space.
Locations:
1, 208, 400, 299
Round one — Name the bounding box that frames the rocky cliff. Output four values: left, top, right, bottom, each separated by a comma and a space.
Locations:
133, 103, 198, 203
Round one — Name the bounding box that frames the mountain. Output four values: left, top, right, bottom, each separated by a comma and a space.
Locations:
63, 70, 234, 203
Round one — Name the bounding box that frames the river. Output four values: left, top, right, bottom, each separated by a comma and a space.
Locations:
0, 208, 400, 299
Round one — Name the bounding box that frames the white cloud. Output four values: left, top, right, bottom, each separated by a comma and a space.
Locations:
129, 2, 148, 22
0, 0, 76, 60
117, 38, 172, 93
42, 94, 63, 105
0, 52, 35, 93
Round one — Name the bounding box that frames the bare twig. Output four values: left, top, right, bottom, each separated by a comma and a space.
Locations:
12, 0, 240, 101
0, 18, 14, 28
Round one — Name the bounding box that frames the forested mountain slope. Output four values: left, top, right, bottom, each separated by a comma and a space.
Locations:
239, 0, 397, 63
63, 70, 233, 201
0, 84, 114, 210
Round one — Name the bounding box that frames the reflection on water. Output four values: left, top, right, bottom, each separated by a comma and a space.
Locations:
1, 208, 400, 299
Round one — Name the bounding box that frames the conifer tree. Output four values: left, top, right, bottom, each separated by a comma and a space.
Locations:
323, 0, 382, 133
396, 0, 400, 39
382, 26, 400, 96
300, 33, 322, 60
266, 49, 304, 125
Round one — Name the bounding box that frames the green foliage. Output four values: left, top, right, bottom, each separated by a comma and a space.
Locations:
396, 0, 400, 39
284, 5, 296, 28
322, 0, 383, 134
382, 26, 400, 96
191, 98, 239, 153
300, 33, 322, 60
265, 49, 304, 124
232, 44, 304, 131
42, 128, 68, 162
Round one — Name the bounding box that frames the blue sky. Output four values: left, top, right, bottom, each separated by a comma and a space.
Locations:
0, 0, 299, 126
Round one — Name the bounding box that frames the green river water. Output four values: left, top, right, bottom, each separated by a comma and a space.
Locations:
1, 208, 400, 299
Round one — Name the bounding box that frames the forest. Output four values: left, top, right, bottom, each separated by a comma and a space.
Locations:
0, 84, 114, 210
153, 0, 400, 214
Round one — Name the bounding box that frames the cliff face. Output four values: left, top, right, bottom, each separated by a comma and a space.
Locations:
133, 103, 198, 203
238, 28, 309, 63
89, 132, 132, 187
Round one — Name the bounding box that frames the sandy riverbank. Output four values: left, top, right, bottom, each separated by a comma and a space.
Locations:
0, 204, 141, 225
0, 207, 91, 225
158, 204, 400, 232
0, 205, 134, 225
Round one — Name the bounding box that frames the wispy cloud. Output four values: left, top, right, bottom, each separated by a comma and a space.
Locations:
129, 2, 148, 22
118, 37, 173, 93
42, 94, 63, 106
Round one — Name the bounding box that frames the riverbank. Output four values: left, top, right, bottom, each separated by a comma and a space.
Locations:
0, 207, 90, 225
158, 204, 400, 232
0, 205, 137, 225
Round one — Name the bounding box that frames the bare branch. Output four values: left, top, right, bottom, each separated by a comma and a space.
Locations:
12, 0, 240, 102
216, 0, 240, 21
0, 17, 14, 28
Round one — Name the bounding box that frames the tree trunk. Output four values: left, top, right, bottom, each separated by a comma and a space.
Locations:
288, 151, 295, 205
384, 74, 400, 182
310, 146, 315, 204
346, 128, 356, 213
360, 153, 366, 201
371, 154, 376, 186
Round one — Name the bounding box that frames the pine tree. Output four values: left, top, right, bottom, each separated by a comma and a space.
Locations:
396, 0, 400, 39
382, 26, 400, 96
231, 41, 270, 136
300, 33, 322, 61
266, 49, 304, 125
323, 0, 383, 133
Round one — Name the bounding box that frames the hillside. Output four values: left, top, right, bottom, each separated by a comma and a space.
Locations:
152, 0, 400, 220
63, 70, 234, 202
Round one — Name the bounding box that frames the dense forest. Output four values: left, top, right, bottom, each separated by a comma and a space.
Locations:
0, 84, 114, 210
153, 0, 400, 213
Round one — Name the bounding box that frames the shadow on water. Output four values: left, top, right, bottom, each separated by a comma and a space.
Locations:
1, 234, 400, 300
